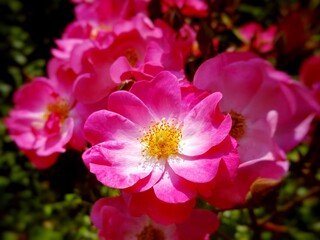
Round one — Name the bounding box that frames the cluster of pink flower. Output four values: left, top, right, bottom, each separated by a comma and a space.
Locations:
5, 0, 320, 239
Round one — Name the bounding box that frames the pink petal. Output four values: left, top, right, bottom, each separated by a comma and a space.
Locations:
219, 60, 265, 112
90, 196, 142, 239
126, 189, 196, 225
169, 156, 221, 183
177, 209, 219, 239
153, 166, 197, 203
125, 165, 165, 192
237, 115, 280, 163
24, 150, 59, 169
13, 78, 53, 111
130, 71, 181, 120
109, 56, 133, 83
204, 159, 288, 209
37, 117, 74, 156
193, 52, 257, 93
172, 136, 239, 184
108, 90, 153, 126
181, 92, 232, 156
84, 110, 139, 145
84, 141, 154, 189
73, 73, 117, 104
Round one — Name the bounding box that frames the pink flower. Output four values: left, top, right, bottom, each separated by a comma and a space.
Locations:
193, 52, 316, 208
91, 194, 219, 240
154, 19, 197, 65
52, 10, 194, 104
70, 28, 160, 104
73, 0, 149, 23
52, 1, 156, 60
83, 71, 239, 204
70, 15, 191, 104
238, 22, 277, 54
125, 189, 197, 224
300, 55, 320, 105
161, 0, 208, 18
5, 60, 104, 169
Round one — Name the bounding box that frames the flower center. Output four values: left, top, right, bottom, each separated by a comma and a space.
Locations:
136, 224, 165, 240
46, 98, 69, 122
139, 118, 182, 160
125, 48, 139, 66
228, 110, 246, 139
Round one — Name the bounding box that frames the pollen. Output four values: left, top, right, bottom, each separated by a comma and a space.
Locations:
228, 110, 246, 139
46, 98, 69, 122
138, 118, 183, 160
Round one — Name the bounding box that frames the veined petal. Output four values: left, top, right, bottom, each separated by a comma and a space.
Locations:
171, 136, 239, 183
153, 166, 197, 203
130, 71, 181, 120
84, 141, 154, 189
181, 92, 232, 156
125, 164, 165, 192
84, 110, 140, 145
108, 90, 153, 127
169, 156, 221, 183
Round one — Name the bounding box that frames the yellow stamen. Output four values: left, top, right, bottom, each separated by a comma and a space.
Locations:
138, 118, 183, 160
46, 98, 69, 122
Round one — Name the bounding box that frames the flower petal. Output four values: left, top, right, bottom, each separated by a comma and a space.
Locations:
153, 166, 197, 203
203, 159, 288, 209
130, 71, 181, 120
169, 156, 221, 183
181, 92, 232, 156
108, 90, 153, 126
171, 136, 239, 183
83, 141, 154, 189
177, 209, 219, 239
84, 110, 139, 145
125, 164, 165, 192
126, 189, 196, 225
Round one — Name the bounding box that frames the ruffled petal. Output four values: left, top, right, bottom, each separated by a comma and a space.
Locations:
83, 141, 154, 189
130, 71, 181, 120
203, 159, 288, 209
84, 109, 140, 145
168, 156, 221, 183
108, 90, 153, 127
153, 166, 197, 203
181, 92, 232, 156
126, 189, 196, 225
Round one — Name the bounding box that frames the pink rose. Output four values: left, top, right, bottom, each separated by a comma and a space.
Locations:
91, 194, 219, 239
238, 22, 277, 53
161, 0, 208, 18
193, 52, 316, 208
5, 60, 105, 169
83, 71, 239, 204
5, 78, 74, 168
300, 55, 320, 105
